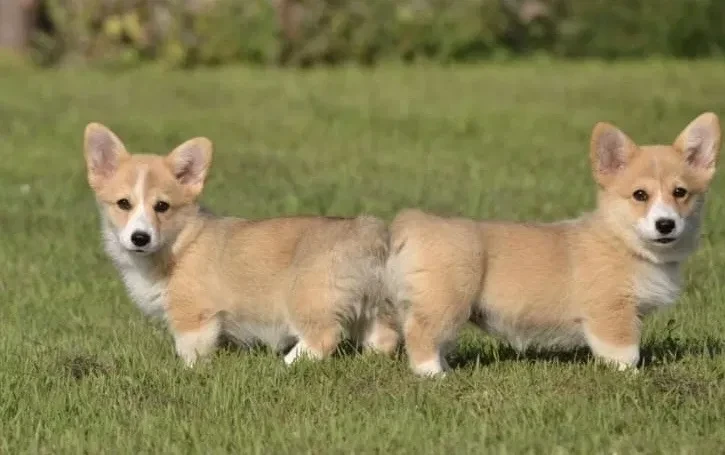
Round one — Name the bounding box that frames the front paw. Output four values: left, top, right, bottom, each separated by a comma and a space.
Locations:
173, 326, 219, 368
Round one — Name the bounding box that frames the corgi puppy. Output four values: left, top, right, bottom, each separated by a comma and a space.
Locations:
84, 123, 397, 366
387, 113, 720, 376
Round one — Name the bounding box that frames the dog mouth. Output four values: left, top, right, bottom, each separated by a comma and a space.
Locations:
126, 246, 155, 255
654, 237, 676, 244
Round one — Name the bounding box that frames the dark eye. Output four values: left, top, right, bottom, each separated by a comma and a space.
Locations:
154, 201, 170, 213
673, 187, 688, 198
117, 198, 132, 210
632, 189, 648, 202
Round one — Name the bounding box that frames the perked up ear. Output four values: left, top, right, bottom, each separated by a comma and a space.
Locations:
84, 123, 129, 190
166, 137, 213, 197
589, 122, 638, 187
673, 112, 721, 182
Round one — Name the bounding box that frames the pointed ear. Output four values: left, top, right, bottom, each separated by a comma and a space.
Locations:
166, 137, 213, 196
590, 122, 638, 186
84, 123, 129, 189
673, 112, 720, 181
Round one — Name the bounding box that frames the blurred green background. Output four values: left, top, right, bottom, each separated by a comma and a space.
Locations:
1, 0, 724, 68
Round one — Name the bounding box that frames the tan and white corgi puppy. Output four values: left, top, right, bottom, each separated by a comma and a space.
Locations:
387, 113, 720, 376
84, 123, 397, 366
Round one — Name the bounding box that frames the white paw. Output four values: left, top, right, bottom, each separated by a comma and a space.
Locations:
174, 324, 219, 368
616, 361, 640, 374
586, 332, 640, 372
283, 343, 302, 365
177, 349, 198, 368
412, 357, 448, 377
283, 340, 321, 365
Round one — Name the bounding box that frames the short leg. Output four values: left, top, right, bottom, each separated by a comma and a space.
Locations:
284, 269, 347, 365
404, 312, 465, 377
170, 315, 221, 368
584, 306, 640, 372
400, 278, 474, 377
284, 321, 342, 365
363, 314, 400, 355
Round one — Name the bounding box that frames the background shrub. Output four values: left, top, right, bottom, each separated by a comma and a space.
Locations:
555, 0, 725, 59
0, 0, 721, 67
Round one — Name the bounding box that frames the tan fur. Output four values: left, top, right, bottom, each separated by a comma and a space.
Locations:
388, 113, 721, 376
84, 123, 394, 367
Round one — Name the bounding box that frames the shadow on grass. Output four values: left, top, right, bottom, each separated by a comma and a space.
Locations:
217, 335, 367, 358
217, 328, 725, 369
447, 335, 725, 370
639, 335, 725, 366
216, 330, 725, 373
59, 332, 724, 380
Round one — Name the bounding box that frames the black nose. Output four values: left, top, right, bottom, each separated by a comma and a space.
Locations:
131, 231, 151, 247
655, 218, 676, 235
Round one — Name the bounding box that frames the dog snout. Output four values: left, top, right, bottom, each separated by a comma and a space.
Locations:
654, 218, 676, 235
131, 231, 151, 247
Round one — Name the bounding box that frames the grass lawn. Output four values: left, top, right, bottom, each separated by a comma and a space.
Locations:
2, 60, 725, 453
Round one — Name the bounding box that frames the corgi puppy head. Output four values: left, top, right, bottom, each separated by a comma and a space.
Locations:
590, 112, 720, 262
84, 123, 212, 256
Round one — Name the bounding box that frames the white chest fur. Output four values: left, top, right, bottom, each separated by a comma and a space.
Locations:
117, 264, 168, 318
103, 225, 168, 318
634, 261, 682, 315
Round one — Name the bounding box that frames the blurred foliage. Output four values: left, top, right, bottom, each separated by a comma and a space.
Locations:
34, 0, 278, 66
22, 0, 725, 68
556, 0, 725, 59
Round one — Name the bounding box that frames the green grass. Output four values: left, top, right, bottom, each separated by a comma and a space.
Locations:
2, 60, 725, 454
